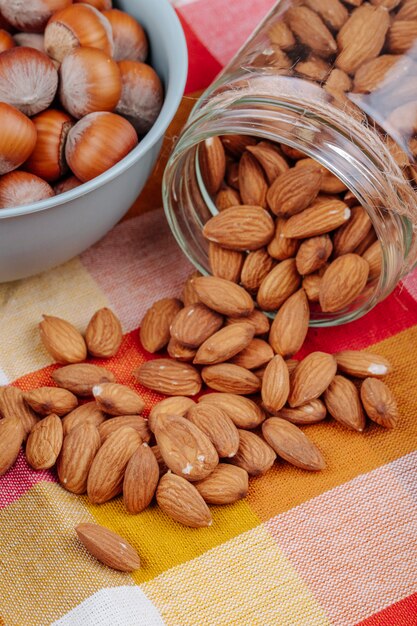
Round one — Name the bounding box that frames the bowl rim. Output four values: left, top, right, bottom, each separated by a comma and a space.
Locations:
0, 0, 188, 220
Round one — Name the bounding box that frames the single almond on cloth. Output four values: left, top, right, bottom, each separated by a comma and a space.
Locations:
215, 186, 241, 211
363, 241, 382, 280
199, 136, 226, 195
289, 351, 337, 407
167, 338, 197, 362
151, 444, 169, 477
134, 359, 202, 396
62, 402, 106, 437
286, 6, 337, 58
93, 383, 145, 416
282, 197, 351, 239
230, 429, 276, 476
87, 427, 142, 504
170, 302, 223, 348
335, 350, 391, 378
182, 270, 202, 306
269, 289, 309, 358
0, 385, 38, 438
123, 443, 160, 514
257, 259, 300, 311
0, 416, 24, 476
332, 206, 372, 257
240, 248, 275, 293
194, 464, 249, 505
230, 338, 274, 370
319, 253, 369, 312
57, 423, 101, 494
98, 415, 151, 444
24, 387, 78, 417
238, 150, 268, 208
261, 355, 290, 414
39, 314, 87, 364
156, 472, 212, 528
52, 363, 116, 396
140, 298, 183, 353
324, 375, 366, 431
247, 141, 289, 184
25, 414, 63, 470
201, 363, 261, 395
295, 235, 333, 275
187, 403, 239, 458
199, 393, 265, 429
221, 134, 257, 158
225, 309, 270, 336
208, 242, 244, 283
202, 206, 275, 251
276, 399, 327, 425
262, 417, 325, 470
154, 414, 218, 481
266, 164, 322, 217
148, 396, 196, 432
193, 276, 254, 318
193, 323, 255, 365
360, 378, 398, 428
267, 217, 300, 261
302, 273, 322, 302
85, 307, 123, 358
75, 523, 140, 572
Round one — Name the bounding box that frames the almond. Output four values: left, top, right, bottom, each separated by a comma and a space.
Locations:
123, 443, 160, 514
199, 393, 265, 428
240, 248, 275, 293
286, 359, 299, 375
295, 56, 330, 82
325, 69, 352, 93
277, 399, 327, 425
167, 337, 197, 362
261, 355, 290, 414
0, 416, 24, 476
267, 165, 322, 217
267, 218, 300, 261
230, 338, 274, 370
187, 403, 240, 458
268, 20, 296, 50
324, 375, 365, 432
134, 359, 202, 396
195, 464, 249, 504
151, 444, 168, 476
140, 298, 183, 353
156, 472, 212, 528
286, 6, 337, 57
225, 309, 270, 336
226, 160, 240, 190
295, 158, 347, 194
39, 314, 87, 364
0, 385, 38, 438
87, 426, 141, 504
203, 205, 275, 252
182, 270, 202, 306
363, 241, 382, 280
387, 20, 417, 54
319, 254, 369, 312
280, 144, 306, 160
85, 308, 123, 358
75, 523, 140, 572
295, 235, 333, 275
62, 402, 106, 437
193, 276, 254, 317
57, 423, 101, 494
199, 136, 226, 195
230, 429, 276, 476
52, 363, 115, 396
361, 378, 398, 428
148, 396, 196, 432
282, 198, 351, 238
25, 414, 63, 470
335, 350, 391, 378
154, 414, 218, 481
215, 186, 241, 211
208, 242, 244, 283
269, 289, 309, 357
396, 0, 417, 19
170, 302, 223, 348
262, 417, 325, 470
353, 55, 399, 93
354, 229, 378, 256
257, 259, 300, 311
201, 363, 261, 395
332, 206, 372, 256
193, 323, 255, 365
302, 273, 322, 302
247, 141, 289, 184
336, 5, 390, 74
93, 383, 145, 416
221, 134, 257, 158
238, 150, 268, 208
24, 387, 78, 417
289, 351, 337, 407
98, 415, 151, 444
304, 0, 348, 30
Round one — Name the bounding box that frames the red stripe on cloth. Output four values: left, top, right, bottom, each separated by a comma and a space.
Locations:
0, 450, 56, 509
355, 593, 417, 626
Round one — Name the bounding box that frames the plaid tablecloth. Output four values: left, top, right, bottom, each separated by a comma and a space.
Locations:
1, 1, 417, 625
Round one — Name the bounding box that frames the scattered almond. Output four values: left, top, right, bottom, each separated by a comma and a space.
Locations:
193, 323, 254, 365
332, 206, 372, 256
156, 472, 212, 528
62, 402, 106, 437
140, 298, 183, 353
269, 289, 309, 357
167, 338, 197, 362
134, 359, 202, 396
199, 393, 265, 429
39, 315, 87, 364
324, 375, 366, 431
277, 399, 327, 425
24, 387, 78, 417
360, 378, 398, 428
257, 259, 300, 311
93, 383, 145, 416
230, 338, 274, 370
225, 309, 270, 336
286, 6, 337, 58
170, 302, 223, 348
0, 416, 24, 476
319, 253, 369, 312
195, 464, 249, 504
57, 423, 101, 494
0, 386, 38, 438
85, 308, 123, 358
187, 403, 240, 458
193, 276, 254, 317
240, 248, 275, 293
52, 363, 116, 396
335, 350, 391, 378
282, 198, 351, 239
262, 417, 326, 470
76, 523, 140, 572
98, 415, 151, 444
26, 414, 63, 470
148, 396, 196, 431
289, 351, 337, 407
295, 235, 333, 275
208, 242, 244, 283
363, 241, 382, 280
267, 218, 300, 261
123, 443, 160, 514
230, 429, 276, 476
261, 355, 290, 414
201, 363, 261, 395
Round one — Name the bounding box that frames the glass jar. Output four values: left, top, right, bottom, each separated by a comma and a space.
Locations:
163, 0, 417, 326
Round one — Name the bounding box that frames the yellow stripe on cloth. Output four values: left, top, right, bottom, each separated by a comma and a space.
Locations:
142, 524, 331, 626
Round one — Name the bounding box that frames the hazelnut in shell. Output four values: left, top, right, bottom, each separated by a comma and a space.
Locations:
0, 29, 14, 53
0, 0, 72, 34
25, 109, 73, 182
103, 9, 148, 62
53, 175, 82, 195
14, 33, 45, 53
0, 171, 54, 209
0, 102, 37, 175
116, 61, 164, 135
65, 111, 138, 182
59, 47, 121, 119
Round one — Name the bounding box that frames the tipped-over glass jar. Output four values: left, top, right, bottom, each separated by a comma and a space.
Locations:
163, 0, 417, 326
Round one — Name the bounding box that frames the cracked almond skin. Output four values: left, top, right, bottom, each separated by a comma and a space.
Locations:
25, 414, 63, 470
269, 289, 310, 358
76, 523, 140, 572
24, 387, 78, 417
230, 429, 276, 476
62, 402, 106, 437
360, 378, 398, 428
238, 150, 268, 208
57, 423, 101, 494
276, 399, 327, 425
282, 197, 351, 239
39, 315, 87, 364
170, 302, 223, 348
93, 383, 145, 416
52, 363, 116, 396
266, 164, 322, 217
319, 254, 369, 313
230, 338, 274, 370
193, 276, 254, 318
123, 443, 160, 514
257, 259, 300, 312
199, 136, 226, 195
0, 416, 24, 476
201, 363, 261, 395
154, 414, 218, 481
0, 386, 38, 439
156, 472, 212, 528
202, 206, 275, 251
289, 352, 337, 407
199, 393, 265, 429
195, 464, 249, 505
148, 396, 196, 432
208, 242, 244, 283
134, 359, 202, 396
262, 417, 326, 471
193, 323, 255, 365
187, 403, 240, 458
98, 415, 151, 444
140, 298, 183, 353
335, 350, 391, 378
324, 375, 366, 432
261, 355, 290, 414
85, 307, 123, 358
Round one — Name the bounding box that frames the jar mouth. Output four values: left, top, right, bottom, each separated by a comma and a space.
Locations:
163, 78, 416, 326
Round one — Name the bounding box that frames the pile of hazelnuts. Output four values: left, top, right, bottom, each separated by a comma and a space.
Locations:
0, 0, 164, 208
